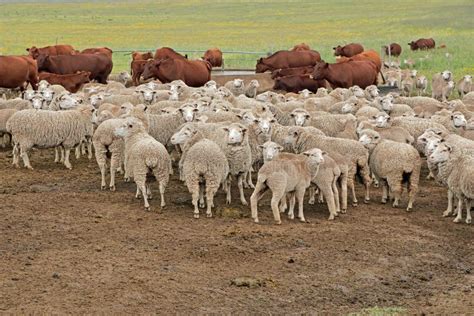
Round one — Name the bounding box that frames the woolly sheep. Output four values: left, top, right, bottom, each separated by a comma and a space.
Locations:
0, 108, 17, 148
415, 75, 428, 96
245, 80, 260, 98
108, 71, 132, 87
400, 76, 415, 97
102, 94, 140, 106
359, 129, 421, 211
360, 113, 414, 144
250, 151, 324, 224
432, 70, 453, 101
6, 104, 97, 169
457, 75, 472, 98
224, 79, 245, 96
288, 108, 355, 137
431, 111, 467, 133
115, 117, 171, 210
0, 98, 32, 111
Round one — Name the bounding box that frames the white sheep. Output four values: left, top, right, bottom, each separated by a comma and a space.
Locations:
457, 75, 472, 98
224, 79, 245, 96
415, 75, 428, 96
245, 80, 260, 98
432, 70, 453, 101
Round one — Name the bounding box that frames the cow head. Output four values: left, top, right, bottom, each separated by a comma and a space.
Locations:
333, 45, 343, 56
35, 54, 49, 71
141, 60, 160, 80
310, 61, 328, 80
255, 57, 271, 73
27, 46, 40, 59
408, 41, 417, 50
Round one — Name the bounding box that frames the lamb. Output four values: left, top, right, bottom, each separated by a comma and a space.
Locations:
364, 85, 379, 100
137, 88, 173, 105
6, 104, 96, 169
431, 111, 467, 133
445, 100, 474, 119
224, 79, 245, 96
415, 75, 428, 96
457, 75, 472, 98
380, 98, 414, 117
245, 80, 260, 98
0, 98, 32, 111
114, 117, 171, 211
170, 127, 229, 219
432, 70, 453, 101
288, 108, 355, 137
250, 151, 324, 224
400, 76, 415, 96
284, 127, 371, 206
48, 92, 83, 111
359, 129, 421, 211
429, 142, 474, 223
360, 113, 414, 144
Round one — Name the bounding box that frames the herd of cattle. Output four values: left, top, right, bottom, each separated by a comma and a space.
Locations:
1, 37, 473, 225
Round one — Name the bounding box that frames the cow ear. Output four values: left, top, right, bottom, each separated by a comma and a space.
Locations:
324, 63, 329, 68
26, 48, 30, 52
332, 47, 336, 50
259, 58, 263, 63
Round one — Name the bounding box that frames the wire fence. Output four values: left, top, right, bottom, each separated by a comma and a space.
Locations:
111, 48, 272, 70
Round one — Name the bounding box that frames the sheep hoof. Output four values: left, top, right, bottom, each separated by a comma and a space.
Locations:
241, 200, 248, 206
206, 212, 212, 218
144, 206, 150, 212
274, 220, 282, 225
341, 209, 347, 214
364, 198, 370, 204
199, 201, 205, 208
308, 200, 315, 205
124, 178, 130, 182
101, 186, 106, 190
253, 218, 259, 223
453, 217, 462, 223
352, 202, 358, 207
466, 218, 471, 224
392, 202, 399, 208
328, 216, 335, 220
109, 185, 115, 191
373, 183, 379, 188
299, 217, 306, 223
288, 214, 294, 220
442, 210, 452, 217
406, 207, 413, 212
248, 183, 255, 189
381, 199, 387, 204
194, 213, 200, 219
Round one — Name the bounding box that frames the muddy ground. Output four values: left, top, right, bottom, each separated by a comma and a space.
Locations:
0, 147, 472, 314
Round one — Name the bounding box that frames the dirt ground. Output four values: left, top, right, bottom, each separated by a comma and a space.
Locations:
0, 147, 472, 314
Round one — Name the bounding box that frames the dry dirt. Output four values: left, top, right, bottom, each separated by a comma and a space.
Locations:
0, 147, 473, 314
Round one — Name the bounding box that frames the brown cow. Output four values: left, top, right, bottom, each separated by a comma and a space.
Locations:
202, 48, 223, 67
142, 58, 211, 87
27, 44, 76, 59
311, 60, 378, 89
36, 54, 113, 84
19, 56, 39, 90
132, 51, 153, 61
336, 50, 382, 73
154, 47, 188, 60
333, 43, 364, 57
291, 43, 311, 51
130, 60, 148, 86
408, 38, 436, 50
271, 66, 314, 79
0, 56, 38, 90
383, 43, 402, 57
273, 74, 327, 93
81, 47, 113, 59
255, 50, 321, 73
39, 71, 91, 93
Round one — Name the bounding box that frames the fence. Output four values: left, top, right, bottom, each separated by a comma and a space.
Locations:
112, 49, 272, 71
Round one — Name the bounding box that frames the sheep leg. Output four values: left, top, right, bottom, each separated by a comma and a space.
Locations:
250, 180, 267, 223
465, 200, 472, 224
340, 175, 348, 213
381, 180, 389, 204
270, 194, 283, 225
332, 179, 341, 214
54, 147, 60, 163
87, 140, 93, 160
60, 147, 65, 163
279, 195, 288, 213
348, 176, 358, 206
109, 149, 121, 191
388, 176, 402, 208
318, 190, 324, 203
158, 181, 166, 208
199, 183, 205, 208
443, 190, 454, 217
246, 169, 255, 189
189, 180, 201, 219
320, 184, 337, 220
308, 186, 316, 205
453, 198, 463, 223
237, 175, 247, 205
19, 145, 33, 170
226, 176, 232, 205
296, 188, 307, 222
205, 185, 218, 218
12, 143, 20, 168
135, 175, 149, 211
287, 193, 296, 219
146, 184, 153, 200
75, 145, 81, 159
63, 148, 72, 169
406, 177, 419, 212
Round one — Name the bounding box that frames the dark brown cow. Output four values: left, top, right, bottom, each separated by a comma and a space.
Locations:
132, 51, 153, 61
39, 71, 91, 93
154, 47, 188, 60
273, 74, 327, 93
408, 38, 436, 50
130, 60, 148, 86
255, 50, 321, 73
271, 66, 314, 79
291, 43, 311, 51
383, 43, 402, 57
142, 58, 211, 87
311, 60, 378, 89
81, 47, 113, 59
0, 56, 38, 90
333, 43, 364, 57
36, 54, 113, 84
202, 48, 223, 67
26, 44, 76, 59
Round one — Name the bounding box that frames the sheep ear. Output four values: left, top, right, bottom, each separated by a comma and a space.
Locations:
446, 144, 452, 152
277, 145, 283, 151
193, 108, 199, 112
290, 113, 295, 117
236, 113, 243, 119
253, 119, 259, 123
258, 145, 264, 149
270, 118, 276, 123
222, 127, 229, 132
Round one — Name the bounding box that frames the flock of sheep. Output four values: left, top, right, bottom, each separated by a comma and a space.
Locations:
1, 63, 474, 225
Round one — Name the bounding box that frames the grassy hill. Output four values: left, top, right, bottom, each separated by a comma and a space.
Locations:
0, 0, 472, 77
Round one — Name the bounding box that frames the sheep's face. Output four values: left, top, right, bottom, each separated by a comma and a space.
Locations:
416, 76, 427, 87
428, 142, 452, 164
139, 89, 156, 104
441, 70, 452, 81
381, 98, 393, 112
224, 124, 247, 145
341, 101, 355, 114
115, 117, 144, 138
315, 87, 328, 97
89, 94, 105, 107
302, 148, 325, 165
95, 110, 114, 125
351, 86, 365, 98
170, 126, 195, 145
451, 112, 467, 128
23, 90, 38, 101
373, 113, 390, 128
119, 103, 134, 116
145, 82, 158, 90
410, 69, 418, 78
78, 104, 97, 122
255, 92, 270, 103
239, 111, 257, 125
260, 141, 283, 162
290, 110, 310, 126
284, 128, 302, 147
31, 96, 45, 110
255, 116, 275, 135
417, 131, 440, 153
38, 80, 50, 91
299, 89, 312, 99
249, 80, 260, 89
387, 75, 399, 87
58, 94, 80, 110
463, 75, 472, 84
358, 131, 381, 148
366, 86, 379, 98
216, 87, 232, 99
233, 79, 244, 88
179, 104, 198, 122
119, 71, 132, 82
272, 93, 286, 104
204, 80, 217, 90
40, 89, 55, 102
446, 81, 455, 90
196, 98, 211, 112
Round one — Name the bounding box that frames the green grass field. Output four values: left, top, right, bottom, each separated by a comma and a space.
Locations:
0, 0, 473, 79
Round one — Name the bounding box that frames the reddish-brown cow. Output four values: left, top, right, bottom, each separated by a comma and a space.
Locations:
154, 47, 188, 60
27, 44, 76, 59
39, 71, 91, 93
132, 51, 153, 61
36, 54, 113, 84
408, 38, 436, 50
271, 66, 314, 79
81, 47, 113, 59
273, 74, 327, 93
130, 60, 148, 86
291, 43, 311, 51
336, 50, 382, 72
311, 60, 378, 89
333, 43, 364, 57
202, 48, 223, 67
0, 56, 38, 90
383, 43, 402, 57
256, 50, 321, 73
142, 58, 211, 87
